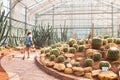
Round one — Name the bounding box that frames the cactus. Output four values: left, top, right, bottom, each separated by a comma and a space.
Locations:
73, 62, 80, 67
50, 55, 56, 61
69, 47, 76, 53
102, 39, 108, 45
99, 61, 110, 69
63, 47, 68, 52
78, 45, 85, 52
45, 47, 51, 53
0, 5, 10, 46
93, 52, 102, 61
107, 47, 120, 61
107, 38, 113, 43
67, 38, 77, 47
73, 44, 78, 50
92, 37, 103, 49
64, 59, 70, 64
57, 55, 65, 63
104, 35, 110, 39
116, 38, 120, 44
56, 42, 62, 47
78, 39, 85, 45
50, 49, 60, 57
85, 58, 94, 67
63, 43, 69, 47
45, 53, 50, 57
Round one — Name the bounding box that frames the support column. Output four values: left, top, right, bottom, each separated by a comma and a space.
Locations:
25, 7, 27, 34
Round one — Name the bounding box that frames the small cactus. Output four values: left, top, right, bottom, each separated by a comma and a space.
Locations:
107, 38, 113, 43
41, 48, 45, 53
57, 55, 65, 63
93, 52, 102, 61
56, 43, 62, 47
102, 39, 108, 45
73, 44, 78, 50
63, 44, 69, 47
92, 37, 103, 49
116, 38, 120, 44
45, 47, 51, 53
104, 35, 110, 39
85, 58, 94, 67
99, 61, 110, 69
68, 38, 77, 47
107, 47, 120, 61
78, 45, 85, 52
69, 47, 76, 53
63, 47, 68, 52
78, 39, 85, 45
50, 55, 56, 61
73, 62, 80, 67
50, 49, 60, 57
45, 53, 50, 57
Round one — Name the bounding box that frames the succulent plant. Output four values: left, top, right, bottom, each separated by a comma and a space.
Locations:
107, 38, 113, 43
107, 47, 120, 61
72, 44, 78, 50
51, 44, 57, 48
50, 49, 60, 57
92, 37, 103, 49
69, 47, 76, 53
116, 38, 120, 44
50, 55, 56, 61
64, 59, 70, 64
45, 47, 51, 53
78, 39, 85, 45
63, 47, 68, 52
93, 52, 102, 61
56, 42, 62, 47
73, 62, 80, 67
102, 39, 108, 45
57, 55, 65, 63
78, 45, 85, 52
41, 48, 45, 53
85, 58, 94, 67
67, 38, 77, 47
99, 61, 110, 69
45, 53, 50, 57
104, 35, 110, 39
63, 44, 69, 47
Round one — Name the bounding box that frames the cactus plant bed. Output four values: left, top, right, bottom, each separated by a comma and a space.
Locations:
38, 38, 120, 80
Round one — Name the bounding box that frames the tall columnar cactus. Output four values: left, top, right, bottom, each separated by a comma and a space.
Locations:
0, 4, 9, 46
85, 58, 94, 67
92, 37, 103, 49
107, 47, 120, 61
93, 52, 102, 61
99, 61, 110, 69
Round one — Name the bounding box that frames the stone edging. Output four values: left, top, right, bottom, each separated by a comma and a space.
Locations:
35, 56, 90, 80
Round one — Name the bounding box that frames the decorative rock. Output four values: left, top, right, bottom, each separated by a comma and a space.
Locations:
66, 63, 72, 68
46, 61, 55, 67
76, 57, 83, 61
98, 71, 118, 80
64, 53, 74, 58
53, 63, 66, 71
70, 59, 76, 65
84, 73, 93, 79
64, 68, 73, 74
84, 67, 93, 73
92, 69, 102, 76
86, 49, 97, 58
72, 67, 85, 76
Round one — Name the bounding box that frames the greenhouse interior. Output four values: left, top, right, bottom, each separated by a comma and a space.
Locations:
1, 0, 120, 80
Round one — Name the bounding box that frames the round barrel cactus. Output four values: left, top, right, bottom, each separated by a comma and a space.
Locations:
107, 47, 120, 61
63, 47, 69, 52
102, 39, 108, 45
69, 47, 76, 53
50, 48, 60, 57
78, 45, 85, 52
93, 52, 102, 61
73, 44, 78, 50
57, 55, 65, 63
68, 38, 77, 47
99, 61, 110, 69
92, 37, 103, 49
85, 58, 94, 67
78, 39, 85, 45
50, 55, 56, 61
107, 38, 113, 43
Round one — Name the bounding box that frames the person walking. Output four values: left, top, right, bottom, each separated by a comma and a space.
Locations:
23, 30, 33, 60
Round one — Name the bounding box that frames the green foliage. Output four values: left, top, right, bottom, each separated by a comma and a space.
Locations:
72, 44, 78, 50
57, 55, 65, 63
78, 45, 85, 52
85, 58, 94, 67
107, 47, 120, 61
50, 55, 56, 61
69, 47, 76, 53
68, 38, 77, 47
93, 52, 102, 61
0, 4, 10, 46
50, 48, 60, 57
63, 47, 68, 52
92, 38, 103, 49
99, 61, 110, 69
107, 38, 113, 43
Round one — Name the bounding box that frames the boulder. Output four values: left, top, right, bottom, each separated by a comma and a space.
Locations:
92, 69, 102, 76
64, 53, 74, 58
98, 71, 118, 80
76, 57, 83, 61
53, 63, 66, 71
84, 67, 93, 73
84, 73, 93, 79
46, 61, 55, 67
86, 49, 97, 58
66, 63, 72, 68
64, 68, 73, 74
72, 67, 85, 76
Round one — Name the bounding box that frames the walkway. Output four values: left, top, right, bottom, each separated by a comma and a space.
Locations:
1, 51, 59, 80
